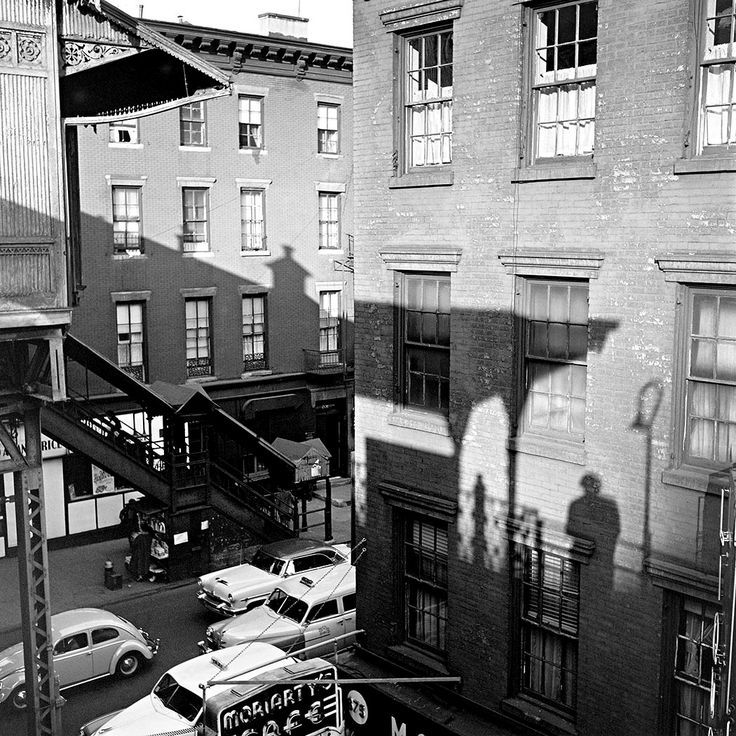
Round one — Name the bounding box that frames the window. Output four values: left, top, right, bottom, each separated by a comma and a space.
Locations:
185, 298, 212, 378
116, 302, 146, 381
683, 289, 736, 467
672, 599, 718, 735
109, 119, 138, 144
318, 192, 340, 249
319, 290, 341, 366
239, 96, 263, 149
180, 101, 206, 146
342, 593, 356, 612
182, 187, 209, 252
92, 628, 120, 645
403, 515, 448, 652
399, 274, 450, 415
518, 547, 579, 712
112, 186, 142, 255
292, 553, 335, 574
242, 295, 267, 372
697, 0, 736, 151
523, 279, 588, 438
54, 633, 88, 654
306, 599, 340, 623
317, 103, 339, 153
240, 189, 265, 251
530, 1, 597, 160
403, 28, 453, 168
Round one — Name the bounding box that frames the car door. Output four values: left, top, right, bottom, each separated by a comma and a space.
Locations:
53, 632, 94, 687
339, 592, 357, 643
302, 598, 342, 656
90, 627, 122, 677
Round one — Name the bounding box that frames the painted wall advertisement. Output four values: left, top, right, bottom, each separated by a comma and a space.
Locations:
91, 464, 115, 495
342, 682, 452, 736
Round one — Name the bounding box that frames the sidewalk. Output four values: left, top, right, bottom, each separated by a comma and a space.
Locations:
0, 478, 352, 635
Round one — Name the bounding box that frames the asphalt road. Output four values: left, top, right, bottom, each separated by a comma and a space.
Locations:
0, 581, 218, 736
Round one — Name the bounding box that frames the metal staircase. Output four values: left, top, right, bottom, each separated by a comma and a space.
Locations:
42, 334, 309, 536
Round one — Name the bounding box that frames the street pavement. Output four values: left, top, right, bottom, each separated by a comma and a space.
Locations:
0, 477, 352, 637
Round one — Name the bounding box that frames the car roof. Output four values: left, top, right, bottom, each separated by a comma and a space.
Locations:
167, 642, 294, 693
275, 565, 355, 601
260, 537, 340, 560
51, 608, 129, 639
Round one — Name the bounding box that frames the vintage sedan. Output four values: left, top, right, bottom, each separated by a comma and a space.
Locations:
197, 538, 350, 616
0, 608, 159, 711
201, 565, 356, 657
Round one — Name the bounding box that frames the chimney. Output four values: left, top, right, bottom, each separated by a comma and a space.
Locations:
138, 4, 143, 18
258, 12, 308, 41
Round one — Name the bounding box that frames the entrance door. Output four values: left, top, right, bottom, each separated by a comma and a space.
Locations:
315, 404, 345, 476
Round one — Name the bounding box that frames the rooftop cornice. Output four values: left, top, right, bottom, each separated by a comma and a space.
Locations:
144, 19, 353, 78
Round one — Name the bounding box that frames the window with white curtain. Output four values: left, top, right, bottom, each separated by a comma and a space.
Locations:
523, 279, 589, 439
319, 290, 341, 367
112, 186, 142, 255
404, 27, 453, 168
239, 96, 263, 149
242, 294, 267, 371
317, 103, 339, 154
518, 547, 579, 713
180, 101, 206, 146
684, 289, 736, 466
318, 192, 340, 249
698, 0, 736, 150
531, 1, 597, 159
109, 119, 138, 144
240, 189, 265, 251
116, 302, 145, 381
185, 298, 212, 377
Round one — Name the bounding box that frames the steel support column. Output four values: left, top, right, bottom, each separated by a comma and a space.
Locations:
9, 406, 61, 736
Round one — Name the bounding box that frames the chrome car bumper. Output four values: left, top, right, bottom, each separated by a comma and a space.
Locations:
197, 590, 237, 616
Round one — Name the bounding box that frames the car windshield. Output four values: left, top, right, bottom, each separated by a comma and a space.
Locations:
250, 549, 286, 576
266, 589, 308, 623
153, 673, 202, 722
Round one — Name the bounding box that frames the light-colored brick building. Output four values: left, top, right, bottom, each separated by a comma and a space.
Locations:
7, 14, 355, 548
348, 1, 736, 734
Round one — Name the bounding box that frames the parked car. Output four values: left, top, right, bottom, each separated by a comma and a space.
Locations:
78, 642, 341, 736
201, 564, 356, 657
197, 538, 350, 616
0, 607, 159, 711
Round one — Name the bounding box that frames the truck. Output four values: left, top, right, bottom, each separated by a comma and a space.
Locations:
79, 641, 342, 736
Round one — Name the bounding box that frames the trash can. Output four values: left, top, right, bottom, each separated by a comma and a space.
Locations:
104, 559, 115, 590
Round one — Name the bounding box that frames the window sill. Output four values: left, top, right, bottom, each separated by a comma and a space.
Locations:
108, 142, 143, 149
112, 253, 147, 260
507, 434, 586, 465
317, 152, 343, 160
512, 161, 596, 182
179, 145, 211, 152
241, 249, 270, 257
186, 375, 217, 384
386, 644, 450, 676
501, 696, 577, 736
389, 169, 454, 189
319, 248, 344, 255
673, 156, 736, 175
661, 466, 731, 495
241, 370, 272, 379
387, 410, 451, 436
239, 148, 268, 156
182, 250, 214, 258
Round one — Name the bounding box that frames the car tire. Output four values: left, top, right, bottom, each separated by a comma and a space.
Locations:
9, 685, 27, 711
115, 651, 142, 678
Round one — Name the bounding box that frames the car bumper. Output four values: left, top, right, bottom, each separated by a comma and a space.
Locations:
197, 591, 237, 616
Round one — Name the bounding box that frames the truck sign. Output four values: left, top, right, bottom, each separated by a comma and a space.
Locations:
218, 666, 340, 736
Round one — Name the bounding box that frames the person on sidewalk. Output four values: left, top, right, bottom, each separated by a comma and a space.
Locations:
129, 525, 151, 582
119, 499, 140, 550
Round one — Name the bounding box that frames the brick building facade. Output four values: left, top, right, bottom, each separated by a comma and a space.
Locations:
350, 1, 736, 734
7, 15, 354, 548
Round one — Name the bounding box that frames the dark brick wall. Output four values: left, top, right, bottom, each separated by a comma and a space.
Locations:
352, 1, 731, 734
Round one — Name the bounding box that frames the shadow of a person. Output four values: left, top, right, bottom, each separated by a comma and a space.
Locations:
566, 473, 620, 593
